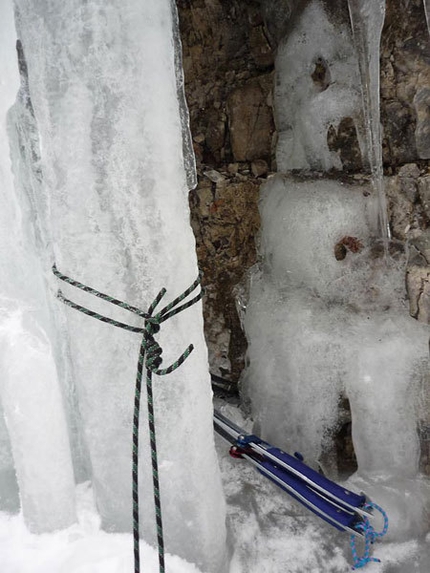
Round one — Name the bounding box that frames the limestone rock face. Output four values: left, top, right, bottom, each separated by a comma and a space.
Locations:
178, 0, 274, 380
189, 176, 260, 380
381, 0, 430, 164
227, 78, 273, 162
178, 0, 430, 384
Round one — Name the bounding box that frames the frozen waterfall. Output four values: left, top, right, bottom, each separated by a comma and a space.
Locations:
244, 0, 430, 545
1, 0, 226, 571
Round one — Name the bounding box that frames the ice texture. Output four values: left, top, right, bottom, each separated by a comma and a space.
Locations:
0, 401, 19, 513
243, 175, 429, 501
346, 313, 429, 478
425, 0, 430, 36
347, 0, 390, 239
243, 280, 346, 471
0, 0, 20, 515
258, 175, 374, 300
0, 0, 77, 530
274, 0, 361, 172
2, 460, 430, 572
12, 0, 226, 569
244, 175, 374, 470
0, 309, 77, 532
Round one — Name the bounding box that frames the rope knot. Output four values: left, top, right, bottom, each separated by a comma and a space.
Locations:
143, 328, 163, 370
52, 264, 204, 573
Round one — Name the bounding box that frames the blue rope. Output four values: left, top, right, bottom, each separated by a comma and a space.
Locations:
350, 502, 389, 569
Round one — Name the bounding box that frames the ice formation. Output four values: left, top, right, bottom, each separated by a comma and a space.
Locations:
1, 0, 226, 570
274, 1, 361, 172
0, 0, 77, 532
347, 0, 390, 239
243, 0, 430, 547
424, 0, 430, 37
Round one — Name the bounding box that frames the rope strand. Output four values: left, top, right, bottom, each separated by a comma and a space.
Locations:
53, 265, 203, 573
350, 502, 389, 569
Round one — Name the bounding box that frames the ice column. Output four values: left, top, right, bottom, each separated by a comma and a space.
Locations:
347, 0, 390, 239
0, 0, 20, 515
424, 0, 430, 36
244, 176, 375, 471
0, 0, 77, 531
14, 0, 226, 569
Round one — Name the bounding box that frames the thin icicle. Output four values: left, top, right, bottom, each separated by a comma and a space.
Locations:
347, 0, 391, 242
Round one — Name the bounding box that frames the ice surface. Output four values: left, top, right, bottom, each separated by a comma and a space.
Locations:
0, 0, 77, 529
347, 0, 390, 239
243, 278, 345, 471
258, 175, 374, 301
12, 0, 226, 569
0, 0, 21, 515
243, 174, 430, 535
215, 402, 430, 573
347, 0, 385, 175
1, 426, 430, 572
0, 482, 204, 573
0, 308, 77, 532
345, 313, 429, 479
425, 0, 430, 36
274, 0, 361, 172
0, 401, 19, 513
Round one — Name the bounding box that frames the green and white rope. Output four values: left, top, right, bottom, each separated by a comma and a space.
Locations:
53, 264, 203, 573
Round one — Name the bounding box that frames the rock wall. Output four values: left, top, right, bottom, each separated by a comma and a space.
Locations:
178, 0, 430, 384
178, 0, 430, 475
177, 0, 275, 381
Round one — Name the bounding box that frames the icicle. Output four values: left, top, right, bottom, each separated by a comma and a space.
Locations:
347, 0, 391, 242
424, 0, 430, 36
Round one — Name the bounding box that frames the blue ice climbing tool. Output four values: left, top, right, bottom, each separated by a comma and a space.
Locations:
213, 409, 389, 569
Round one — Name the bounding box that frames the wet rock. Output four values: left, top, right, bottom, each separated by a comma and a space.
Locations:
189, 177, 260, 380
249, 25, 274, 69
381, 0, 430, 166
418, 176, 430, 222
227, 78, 274, 162
251, 159, 269, 177
203, 169, 226, 184
407, 264, 430, 323
414, 84, 430, 159
327, 117, 362, 172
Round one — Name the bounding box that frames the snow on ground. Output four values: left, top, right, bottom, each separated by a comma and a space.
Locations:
215, 401, 430, 573
0, 401, 429, 573
0, 482, 202, 573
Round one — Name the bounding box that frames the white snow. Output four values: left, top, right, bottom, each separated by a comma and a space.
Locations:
0, 482, 203, 573
1, 441, 429, 573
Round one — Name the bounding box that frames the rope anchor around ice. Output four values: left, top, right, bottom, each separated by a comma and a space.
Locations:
53, 264, 204, 573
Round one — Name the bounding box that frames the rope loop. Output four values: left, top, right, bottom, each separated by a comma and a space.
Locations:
350, 502, 389, 569
53, 264, 204, 573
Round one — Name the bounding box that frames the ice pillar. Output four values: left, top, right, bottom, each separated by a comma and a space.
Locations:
0, 0, 77, 531
243, 0, 429, 514
14, 0, 226, 569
